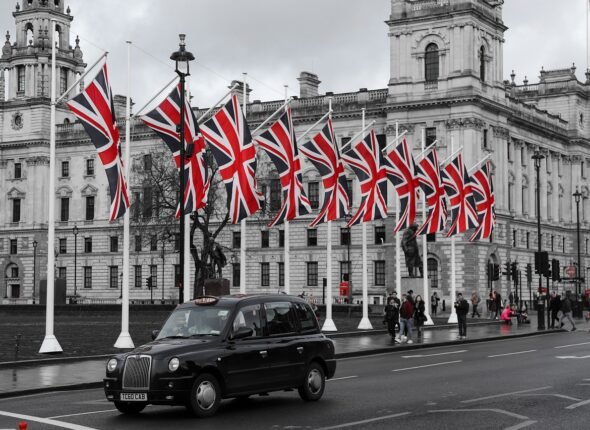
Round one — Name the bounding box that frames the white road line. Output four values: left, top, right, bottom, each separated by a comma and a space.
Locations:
566, 399, 590, 410
429, 408, 530, 420
328, 376, 358, 382
48, 409, 115, 419
555, 342, 590, 349
521, 393, 581, 401
392, 360, 462, 372
316, 412, 411, 430
461, 386, 551, 404
402, 350, 467, 358
488, 350, 536, 358
0, 410, 98, 430
556, 355, 590, 359
504, 420, 537, 430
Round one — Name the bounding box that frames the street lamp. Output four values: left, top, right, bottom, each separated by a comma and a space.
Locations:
161, 244, 165, 304
119, 272, 123, 299
32, 239, 38, 304
73, 225, 78, 301
573, 187, 583, 316
170, 34, 195, 304
532, 150, 545, 330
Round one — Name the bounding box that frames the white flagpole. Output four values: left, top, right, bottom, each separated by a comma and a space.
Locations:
184, 75, 191, 301
115, 41, 134, 348
395, 122, 401, 296
240, 73, 248, 294
40, 20, 62, 354
284, 85, 290, 295
448, 135, 458, 324
421, 128, 433, 326
197, 83, 239, 125
132, 75, 178, 118
358, 108, 372, 330
322, 97, 337, 332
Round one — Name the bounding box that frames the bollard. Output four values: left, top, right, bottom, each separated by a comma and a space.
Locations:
442, 299, 446, 312
14, 334, 22, 361
19, 421, 27, 430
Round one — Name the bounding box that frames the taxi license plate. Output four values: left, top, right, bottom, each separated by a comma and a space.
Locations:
120, 392, 147, 401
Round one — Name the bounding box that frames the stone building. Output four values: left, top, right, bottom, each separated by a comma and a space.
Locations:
2, 0, 590, 306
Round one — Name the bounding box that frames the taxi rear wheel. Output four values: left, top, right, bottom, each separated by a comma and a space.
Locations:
114, 401, 146, 414
298, 362, 325, 402
187, 373, 221, 417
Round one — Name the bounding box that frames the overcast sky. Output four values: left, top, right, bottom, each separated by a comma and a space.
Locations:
1, 0, 587, 109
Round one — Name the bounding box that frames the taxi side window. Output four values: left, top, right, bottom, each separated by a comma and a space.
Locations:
264, 301, 298, 335
232, 304, 263, 337
294, 302, 318, 332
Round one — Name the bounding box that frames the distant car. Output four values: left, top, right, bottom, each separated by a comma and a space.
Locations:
103, 294, 336, 417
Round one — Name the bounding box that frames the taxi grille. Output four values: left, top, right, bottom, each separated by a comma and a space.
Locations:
122, 355, 152, 390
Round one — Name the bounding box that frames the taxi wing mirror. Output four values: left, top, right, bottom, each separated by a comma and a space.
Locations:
231, 326, 253, 340
151, 329, 160, 340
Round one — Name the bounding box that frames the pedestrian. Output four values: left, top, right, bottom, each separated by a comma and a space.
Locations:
398, 294, 414, 344
455, 292, 469, 339
494, 290, 502, 318
509, 291, 514, 306
549, 291, 561, 329
471, 291, 481, 318
414, 295, 426, 338
559, 292, 577, 331
407, 290, 415, 305
431, 292, 440, 316
490, 291, 498, 320
383, 297, 400, 341
501, 304, 515, 325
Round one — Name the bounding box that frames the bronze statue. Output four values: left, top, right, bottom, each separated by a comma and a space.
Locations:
211, 245, 227, 278
401, 224, 423, 277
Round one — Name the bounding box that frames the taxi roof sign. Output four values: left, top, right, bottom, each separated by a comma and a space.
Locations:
194, 296, 219, 305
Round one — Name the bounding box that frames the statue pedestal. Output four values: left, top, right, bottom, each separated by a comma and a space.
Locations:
399, 277, 424, 295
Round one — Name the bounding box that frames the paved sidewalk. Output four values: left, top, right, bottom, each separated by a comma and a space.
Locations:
0, 310, 569, 398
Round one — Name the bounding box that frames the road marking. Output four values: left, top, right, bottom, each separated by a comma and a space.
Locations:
429, 408, 529, 420
522, 393, 581, 401
402, 350, 467, 358
328, 376, 358, 382
48, 409, 115, 419
392, 360, 462, 372
504, 420, 537, 430
566, 399, 590, 410
556, 355, 590, 359
461, 386, 551, 403
488, 350, 536, 358
555, 342, 590, 349
0, 410, 98, 430
316, 412, 411, 429
576, 384, 590, 386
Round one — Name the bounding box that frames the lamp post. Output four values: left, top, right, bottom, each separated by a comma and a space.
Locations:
170, 34, 194, 304
532, 150, 545, 329
161, 245, 165, 304
119, 272, 123, 299
573, 187, 583, 316
32, 240, 38, 304
73, 225, 78, 301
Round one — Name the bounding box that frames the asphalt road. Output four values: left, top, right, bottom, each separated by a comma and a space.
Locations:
1, 331, 590, 430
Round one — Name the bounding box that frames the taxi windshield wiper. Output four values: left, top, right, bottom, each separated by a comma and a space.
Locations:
159, 335, 189, 339
189, 333, 220, 337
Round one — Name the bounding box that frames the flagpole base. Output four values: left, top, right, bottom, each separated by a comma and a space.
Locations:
447, 311, 458, 324
321, 318, 337, 332
424, 313, 434, 326
114, 332, 135, 349
357, 317, 373, 330
39, 335, 63, 354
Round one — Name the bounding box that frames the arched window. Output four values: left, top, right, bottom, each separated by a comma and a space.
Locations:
480, 46, 485, 82
55, 25, 62, 49
427, 258, 438, 289
25, 23, 34, 46
425, 43, 439, 82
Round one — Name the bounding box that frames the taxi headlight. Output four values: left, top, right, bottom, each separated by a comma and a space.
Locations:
168, 357, 180, 372
106, 358, 118, 372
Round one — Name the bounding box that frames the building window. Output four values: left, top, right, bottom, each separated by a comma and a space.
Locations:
60, 197, 69, 222
86, 159, 94, 176
12, 199, 21, 222
84, 237, 92, 253
307, 262, 318, 286
512, 229, 516, 247
341, 228, 350, 246
479, 46, 485, 82
143, 187, 153, 219
521, 147, 527, 167
174, 233, 180, 251
61, 161, 69, 177
59, 238, 67, 254
425, 127, 436, 146
375, 226, 386, 244
346, 179, 353, 206
563, 237, 566, 253
340, 261, 351, 282
427, 258, 438, 289
278, 262, 284, 287
109, 266, 118, 289
135, 235, 142, 252
10, 266, 18, 278
60, 67, 67, 95
143, 154, 152, 171
9, 239, 17, 255
507, 141, 512, 161
83, 266, 92, 288
483, 129, 488, 149
582, 161, 585, 178
134, 265, 142, 288
308, 181, 319, 209
150, 235, 157, 251
85, 196, 95, 221
261, 230, 270, 248
232, 231, 241, 249
17, 66, 25, 93
269, 179, 281, 211
150, 265, 158, 288
425, 43, 439, 82
132, 192, 141, 221
260, 262, 270, 287
58, 267, 67, 280
307, 229, 318, 246
508, 183, 513, 212
374, 260, 386, 286
110, 236, 118, 252
526, 232, 530, 249
14, 163, 21, 179
551, 235, 554, 252
279, 230, 284, 247
232, 263, 240, 287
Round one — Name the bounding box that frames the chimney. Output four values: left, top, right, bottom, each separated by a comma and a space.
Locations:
297, 71, 321, 98
229, 80, 252, 106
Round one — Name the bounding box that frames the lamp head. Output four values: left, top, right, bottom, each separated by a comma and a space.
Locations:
573, 186, 582, 203
73, 225, 78, 235
532, 150, 544, 168
33, 239, 37, 248
170, 34, 195, 76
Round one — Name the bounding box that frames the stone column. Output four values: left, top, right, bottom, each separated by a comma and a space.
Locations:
550, 152, 559, 222
540, 151, 548, 221
514, 139, 523, 216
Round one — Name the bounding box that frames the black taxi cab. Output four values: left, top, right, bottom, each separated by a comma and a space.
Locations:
103, 294, 336, 417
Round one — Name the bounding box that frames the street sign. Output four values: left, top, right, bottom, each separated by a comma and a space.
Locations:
566, 265, 577, 278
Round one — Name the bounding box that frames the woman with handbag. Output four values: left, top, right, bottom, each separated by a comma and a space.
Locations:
414, 295, 426, 338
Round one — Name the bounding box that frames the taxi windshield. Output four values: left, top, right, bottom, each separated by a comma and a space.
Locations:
156, 306, 231, 339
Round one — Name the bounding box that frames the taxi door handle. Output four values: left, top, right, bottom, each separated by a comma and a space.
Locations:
259, 350, 268, 358
297, 347, 304, 354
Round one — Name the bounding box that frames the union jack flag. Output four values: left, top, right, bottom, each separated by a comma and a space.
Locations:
299, 118, 350, 227
469, 160, 496, 241
66, 63, 130, 221
384, 138, 420, 232
340, 129, 389, 227
141, 84, 209, 217
441, 152, 478, 237
255, 107, 311, 227
415, 147, 447, 235
200, 95, 263, 224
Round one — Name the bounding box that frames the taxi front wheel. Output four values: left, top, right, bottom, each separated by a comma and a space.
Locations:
298, 362, 325, 402
187, 373, 221, 417
114, 401, 146, 414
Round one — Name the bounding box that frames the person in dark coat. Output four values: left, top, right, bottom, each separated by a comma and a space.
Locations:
383, 296, 400, 341
559, 292, 577, 331
455, 292, 470, 339
431, 292, 440, 316
413, 295, 426, 338
549, 291, 562, 329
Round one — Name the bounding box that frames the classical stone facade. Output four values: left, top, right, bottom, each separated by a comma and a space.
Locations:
2, 0, 590, 306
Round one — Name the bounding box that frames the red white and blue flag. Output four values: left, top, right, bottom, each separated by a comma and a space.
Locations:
141, 83, 209, 217
469, 160, 496, 241
299, 118, 350, 227
441, 152, 478, 237
341, 129, 389, 227
415, 147, 447, 235
384, 138, 420, 232
200, 95, 263, 224
255, 107, 311, 227
66, 63, 130, 221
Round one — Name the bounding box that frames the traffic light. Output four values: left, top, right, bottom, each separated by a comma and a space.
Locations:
503, 260, 511, 281
551, 259, 560, 282
526, 263, 532, 283
511, 262, 518, 285
146, 275, 153, 289
492, 264, 500, 281
534, 251, 549, 276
